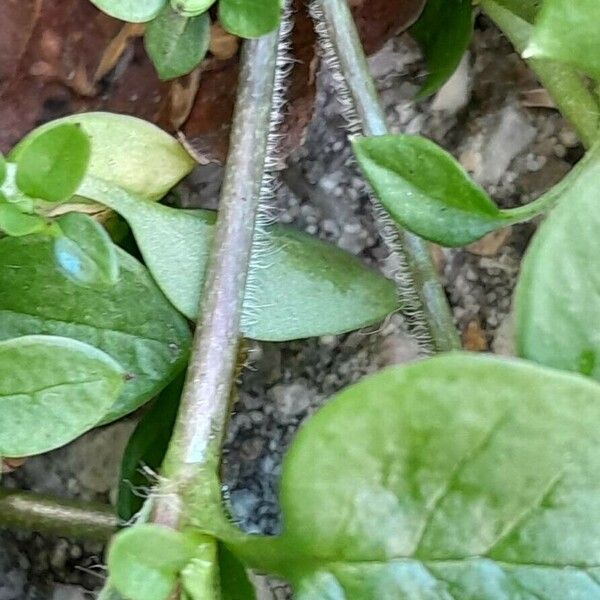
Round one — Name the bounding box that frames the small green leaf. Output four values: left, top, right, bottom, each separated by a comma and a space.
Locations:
109, 525, 198, 600
218, 545, 256, 600
353, 134, 509, 246
15, 124, 91, 202
89, 0, 167, 22
80, 178, 398, 342
410, 0, 473, 98
0, 335, 123, 457
515, 144, 600, 381
171, 0, 215, 17
0, 153, 6, 185
524, 0, 600, 80
11, 113, 195, 201
0, 234, 191, 423
181, 537, 219, 599
145, 5, 210, 80
233, 353, 600, 598
218, 0, 280, 38
493, 0, 541, 22
0, 204, 46, 237
117, 375, 183, 521
54, 212, 119, 288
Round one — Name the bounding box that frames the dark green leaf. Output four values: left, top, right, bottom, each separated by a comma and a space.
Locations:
80, 177, 398, 342
219, 545, 256, 600
15, 124, 90, 202
145, 5, 210, 80
0, 153, 6, 186
218, 0, 280, 38
117, 375, 183, 521
410, 0, 473, 98
0, 335, 123, 457
525, 0, 600, 80
11, 113, 195, 201
235, 353, 600, 598
171, 0, 215, 17
515, 144, 600, 381
0, 235, 191, 423
54, 212, 119, 288
0, 204, 46, 237
89, 0, 167, 22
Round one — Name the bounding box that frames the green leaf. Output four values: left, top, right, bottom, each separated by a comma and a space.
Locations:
0, 335, 123, 457
145, 6, 210, 80
181, 537, 220, 599
11, 113, 195, 201
0, 204, 46, 237
218, 0, 280, 38
410, 0, 473, 98
109, 525, 198, 600
219, 545, 256, 600
237, 353, 600, 598
171, 0, 215, 17
89, 0, 167, 22
54, 212, 119, 288
0, 153, 6, 185
493, 0, 541, 22
117, 375, 183, 521
524, 0, 600, 80
79, 177, 398, 342
515, 144, 600, 381
0, 234, 191, 423
15, 124, 91, 202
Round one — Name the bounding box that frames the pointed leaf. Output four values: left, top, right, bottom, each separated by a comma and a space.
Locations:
15, 123, 91, 202
0, 335, 123, 457
0, 235, 191, 423
80, 178, 398, 342
145, 6, 210, 80
89, 0, 167, 22
218, 0, 280, 38
54, 212, 119, 288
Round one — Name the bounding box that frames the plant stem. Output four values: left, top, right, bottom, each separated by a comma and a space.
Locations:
312, 0, 460, 353
482, 0, 599, 148
0, 489, 116, 542
153, 21, 285, 530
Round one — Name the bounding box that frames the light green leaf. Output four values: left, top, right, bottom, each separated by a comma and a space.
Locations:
11, 113, 195, 201
15, 124, 91, 202
0, 335, 123, 457
0, 204, 46, 237
524, 0, 600, 80
236, 353, 600, 598
181, 537, 219, 599
0, 234, 191, 423
410, 0, 473, 98
515, 143, 600, 380
145, 6, 210, 80
109, 525, 198, 600
89, 0, 167, 22
218, 0, 280, 38
171, 0, 215, 17
79, 177, 398, 342
54, 212, 119, 288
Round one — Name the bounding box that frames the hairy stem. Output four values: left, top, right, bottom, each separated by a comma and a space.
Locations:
311, 0, 460, 353
153, 19, 286, 530
0, 489, 116, 542
482, 0, 599, 148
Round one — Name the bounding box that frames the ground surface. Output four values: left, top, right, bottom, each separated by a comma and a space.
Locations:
0, 15, 580, 600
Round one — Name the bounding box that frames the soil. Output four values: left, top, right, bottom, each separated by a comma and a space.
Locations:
0, 14, 582, 600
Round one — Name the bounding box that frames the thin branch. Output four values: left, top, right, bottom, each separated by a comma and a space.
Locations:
311, 0, 460, 353
0, 489, 116, 542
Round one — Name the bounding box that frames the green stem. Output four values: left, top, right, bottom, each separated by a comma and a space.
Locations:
0, 489, 116, 542
481, 0, 599, 148
312, 0, 460, 353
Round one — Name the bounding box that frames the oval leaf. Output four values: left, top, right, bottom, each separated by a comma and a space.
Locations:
353, 134, 510, 247
515, 147, 600, 380
89, 0, 166, 22
0, 234, 191, 423
11, 114, 195, 201
218, 0, 281, 38
243, 353, 600, 598
15, 123, 91, 202
54, 212, 119, 288
0, 335, 123, 457
80, 178, 398, 342
145, 6, 210, 80
410, 0, 473, 98
0, 204, 46, 237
